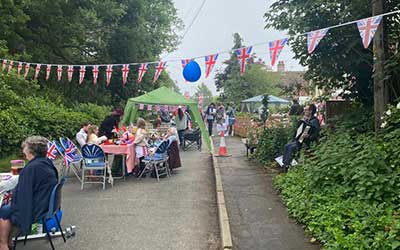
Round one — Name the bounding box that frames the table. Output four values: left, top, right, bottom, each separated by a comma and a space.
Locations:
101, 143, 137, 178
0, 173, 19, 206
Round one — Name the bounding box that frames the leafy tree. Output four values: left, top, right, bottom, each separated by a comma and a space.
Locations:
0, 0, 182, 106
265, 0, 400, 107
215, 33, 281, 104
193, 83, 213, 109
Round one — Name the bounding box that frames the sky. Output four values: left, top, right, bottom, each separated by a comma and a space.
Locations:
163, 0, 304, 95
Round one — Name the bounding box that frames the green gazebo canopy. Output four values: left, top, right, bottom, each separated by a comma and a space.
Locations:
122, 86, 211, 151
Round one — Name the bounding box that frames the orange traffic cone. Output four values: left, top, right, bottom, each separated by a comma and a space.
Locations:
217, 131, 231, 157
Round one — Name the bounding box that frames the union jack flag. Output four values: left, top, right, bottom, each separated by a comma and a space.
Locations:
2, 191, 12, 206
205, 54, 218, 78
92, 65, 99, 86
307, 28, 329, 54
155, 105, 160, 111
181, 59, 193, 69
2, 59, 7, 71
235, 47, 252, 76
106, 65, 113, 86
63, 140, 77, 166
122, 64, 130, 85
57, 65, 63, 81
24, 63, 30, 78
17, 62, 23, 75
269, 38, 288, 67
139, 103, 144, 110
357, 16, 382, 49
147, 104, 152, 111
46, 65, 52, 80
47, 142, 58, 160
7, 61, 13, 74
79, 66, 86, 85
34, 64, 42, 80
67, 65, 74, 82
137, 63, 148, 84
153, 61, 166, 83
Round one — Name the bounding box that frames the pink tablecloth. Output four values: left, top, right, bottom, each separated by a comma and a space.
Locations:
101, 144, 137, 174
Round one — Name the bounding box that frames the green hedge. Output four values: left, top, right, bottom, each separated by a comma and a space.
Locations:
273, 103, 400, 250
0, 73, 110, 158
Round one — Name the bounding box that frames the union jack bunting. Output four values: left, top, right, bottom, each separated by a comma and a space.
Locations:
235, 47, 253, 76
45, 65, 51, 80
155, 105, 160, 111
46, 142, 58, 160
7, 61, 13, 74
153, 61, 166, 83
269, 38, 288, 67
139, 103, 144, 110
181, 59, 192, 69
307, 28, 329, 54
79, 66, 86, 85
17, 62, 23, 75
137, 63, 148, 84
105, 65, 113, 86
205, 54, 218, 78
357, 16, 383, 49
92, 65, 99, 86
67, 65, 74, 82
57, 65, 63, 81
2, 59, 7, 71
24, 63, 30, 78
34, 64, 41, 80
147, 104, 152, 111
122, 64, 130, 85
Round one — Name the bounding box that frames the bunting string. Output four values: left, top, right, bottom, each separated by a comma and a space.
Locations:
1, 10, 399, 85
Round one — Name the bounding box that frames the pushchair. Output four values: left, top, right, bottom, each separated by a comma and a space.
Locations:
182, 128, 202, 151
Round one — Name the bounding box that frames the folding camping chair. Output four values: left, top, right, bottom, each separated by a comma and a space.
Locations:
138, 139, 171, 182
59, 137, 82, 181
81, 144, 112, 190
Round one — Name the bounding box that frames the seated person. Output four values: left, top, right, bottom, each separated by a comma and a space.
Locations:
134, 118, 149, 176
164, 128, 181, 169
282, 104, 320, 171
86, 125, 107, 144
0, 136, 58, 250
76, 122, 90, 147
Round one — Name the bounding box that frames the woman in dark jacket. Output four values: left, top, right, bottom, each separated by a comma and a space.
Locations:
0, 136, 58, 249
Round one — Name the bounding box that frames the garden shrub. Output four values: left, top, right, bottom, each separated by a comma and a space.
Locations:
256, 125, 290, 164
273, 101, 400, 250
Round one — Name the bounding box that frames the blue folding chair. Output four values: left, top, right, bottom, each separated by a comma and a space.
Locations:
139, 139, 171, 182
13, 178, 67, 250
81, 144, 111, 190
59, 138, 83, 181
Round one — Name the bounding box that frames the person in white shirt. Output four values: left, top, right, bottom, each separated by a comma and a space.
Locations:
86, 125, 107, 145
76, 123, 90, 147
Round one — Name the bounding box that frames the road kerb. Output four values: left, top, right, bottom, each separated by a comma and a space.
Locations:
210, 136, 233, 250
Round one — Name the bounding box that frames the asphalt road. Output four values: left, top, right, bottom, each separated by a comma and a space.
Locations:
214, 136, 320, 250
17, 148, 219, 250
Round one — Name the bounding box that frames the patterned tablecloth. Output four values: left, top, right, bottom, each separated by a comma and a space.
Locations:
0, 173, 19, 206
101, 143, 137, 174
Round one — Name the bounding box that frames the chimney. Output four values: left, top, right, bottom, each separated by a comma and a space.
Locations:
277, 61, 285, 72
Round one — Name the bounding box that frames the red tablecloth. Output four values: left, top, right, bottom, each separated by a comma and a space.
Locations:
101, 143, 137, 174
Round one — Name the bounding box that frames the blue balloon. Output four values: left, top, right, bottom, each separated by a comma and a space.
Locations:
183, 61, 201, 82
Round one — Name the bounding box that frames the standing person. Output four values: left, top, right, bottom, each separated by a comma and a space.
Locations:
216, 103, 225, 125
205, 103, 216, 136
281, 104, 320, 172
76, 122, 90, 147
174, 107, 188, 146
99, 107, 124, 139
0, 136, 58, 250
288, 98, 304, 116
134, 118, 149, 176
226, 102, 236, 136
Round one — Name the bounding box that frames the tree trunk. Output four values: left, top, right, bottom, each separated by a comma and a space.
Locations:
373, 0, 389, 131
